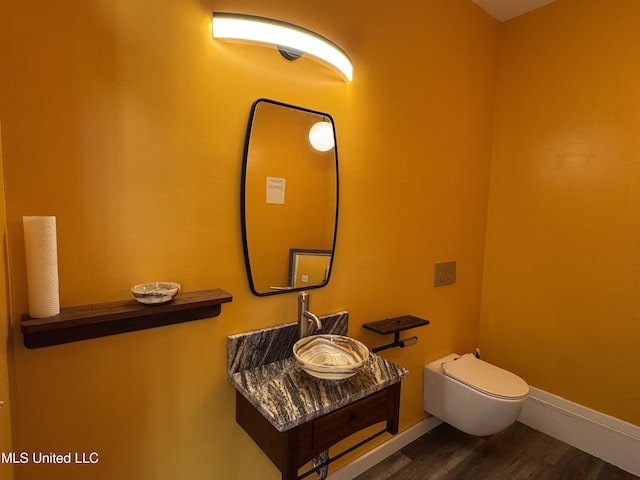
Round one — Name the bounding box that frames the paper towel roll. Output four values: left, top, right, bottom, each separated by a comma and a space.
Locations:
23, 216, 60, 318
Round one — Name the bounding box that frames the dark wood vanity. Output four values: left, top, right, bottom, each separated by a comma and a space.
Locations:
227, 314, 407, 480
236, 381, 401, 480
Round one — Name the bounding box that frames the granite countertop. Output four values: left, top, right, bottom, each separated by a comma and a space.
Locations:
228, 312, 408, 432
230, 350, 407, 432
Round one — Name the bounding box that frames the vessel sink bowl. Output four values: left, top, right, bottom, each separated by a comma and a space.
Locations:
293, 334, 370, 380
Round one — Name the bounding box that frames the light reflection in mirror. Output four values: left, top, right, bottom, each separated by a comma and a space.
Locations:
309, 121, 335, 152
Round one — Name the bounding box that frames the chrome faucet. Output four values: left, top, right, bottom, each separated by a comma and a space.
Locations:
298, 292, 322, 338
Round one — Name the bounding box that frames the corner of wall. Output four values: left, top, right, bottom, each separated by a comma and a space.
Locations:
0, 120, 15, 480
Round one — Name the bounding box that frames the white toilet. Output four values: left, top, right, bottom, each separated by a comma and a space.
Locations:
424, 353, 529, 436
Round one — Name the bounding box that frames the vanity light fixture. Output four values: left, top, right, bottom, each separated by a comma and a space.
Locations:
309, 121, 335, 152
212, 13, 353, 81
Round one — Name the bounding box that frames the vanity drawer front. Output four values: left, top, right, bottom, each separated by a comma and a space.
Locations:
312, 387, 393, 453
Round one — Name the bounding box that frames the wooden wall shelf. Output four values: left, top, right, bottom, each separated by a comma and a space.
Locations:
21, 288, 232, 349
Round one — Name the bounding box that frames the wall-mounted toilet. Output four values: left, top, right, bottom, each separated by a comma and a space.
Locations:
424, 353, 529, 436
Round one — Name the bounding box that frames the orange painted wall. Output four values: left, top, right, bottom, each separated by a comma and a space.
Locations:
0, 123, 15, 480
0, 0, 497, 478
480, 0, 640, 425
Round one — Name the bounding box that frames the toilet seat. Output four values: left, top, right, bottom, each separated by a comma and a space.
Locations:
442, 354, 529, 400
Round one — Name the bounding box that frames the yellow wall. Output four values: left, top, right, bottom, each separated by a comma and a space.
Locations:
0, 0, 497, 479
0, 122, 15, 480
480, 0, 640, 425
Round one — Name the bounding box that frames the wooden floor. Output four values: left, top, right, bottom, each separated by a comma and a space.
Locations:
355, 421, 639, 480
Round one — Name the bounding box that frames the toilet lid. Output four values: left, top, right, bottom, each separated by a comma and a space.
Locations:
442, 354, 529, 399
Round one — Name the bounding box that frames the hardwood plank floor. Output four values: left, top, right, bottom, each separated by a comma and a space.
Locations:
355, 422, 639, 480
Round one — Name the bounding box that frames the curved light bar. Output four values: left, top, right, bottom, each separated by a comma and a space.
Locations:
212, 13, 353, 81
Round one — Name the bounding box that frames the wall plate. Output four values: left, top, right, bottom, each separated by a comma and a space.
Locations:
434, 261, 456, 287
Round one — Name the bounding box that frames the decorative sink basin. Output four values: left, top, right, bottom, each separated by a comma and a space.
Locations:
293, 334, 370, 380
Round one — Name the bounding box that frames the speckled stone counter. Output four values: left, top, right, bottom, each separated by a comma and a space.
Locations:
227, 312, 408, 432
231, 354, 407, 432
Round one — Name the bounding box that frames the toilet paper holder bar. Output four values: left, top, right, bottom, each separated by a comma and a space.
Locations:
371, 333, 418, 353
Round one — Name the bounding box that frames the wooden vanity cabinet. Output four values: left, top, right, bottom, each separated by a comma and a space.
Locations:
235, 382, 401, 480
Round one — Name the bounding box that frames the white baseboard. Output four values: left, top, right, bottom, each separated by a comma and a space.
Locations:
328, 387, 640, 479
518, 386, 640, 476
327, 417, 443, 480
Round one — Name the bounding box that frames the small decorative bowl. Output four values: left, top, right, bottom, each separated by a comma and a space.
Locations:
131, 282, 181, 305
293, 334, 370, 380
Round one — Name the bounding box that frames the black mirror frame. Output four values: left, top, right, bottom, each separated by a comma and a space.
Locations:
240, 98, 339, 296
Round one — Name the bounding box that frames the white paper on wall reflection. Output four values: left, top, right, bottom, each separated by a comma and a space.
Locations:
266, 176, 286, 204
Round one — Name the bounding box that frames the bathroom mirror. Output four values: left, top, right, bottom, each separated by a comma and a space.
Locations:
241, 98, 339, 296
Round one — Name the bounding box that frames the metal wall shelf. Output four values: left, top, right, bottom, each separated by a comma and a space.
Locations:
363, 315, 429, 353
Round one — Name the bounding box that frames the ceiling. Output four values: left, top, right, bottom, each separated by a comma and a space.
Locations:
472, 0, 556, 22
